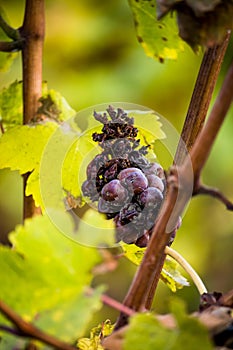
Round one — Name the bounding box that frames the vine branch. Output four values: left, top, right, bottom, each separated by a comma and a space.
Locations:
0, 300, 77, 350
115, 54, 233, 330
20, 0, 45, 218
145, 35, 231, 310
174, 32, 231, 165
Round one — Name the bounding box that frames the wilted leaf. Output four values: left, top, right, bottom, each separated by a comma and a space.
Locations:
159, 0, 233, 50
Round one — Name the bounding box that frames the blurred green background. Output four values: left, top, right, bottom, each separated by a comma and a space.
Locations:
0, 0, 233, 323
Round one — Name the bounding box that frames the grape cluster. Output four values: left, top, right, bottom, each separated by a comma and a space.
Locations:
82, 106, 168, 247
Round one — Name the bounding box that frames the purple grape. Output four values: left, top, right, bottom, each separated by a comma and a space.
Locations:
138, 187, 163, 208
147, 174, 164, 192
144, 162, 164, 178
135, 232, 150, 248
118, 202, 142, 226
98, 197, 121, 216
118, 168, 148, 194
81, 179, 98, 201
118, 167, 141, 179
101, 179, 128, 203
114, 214, 139, 244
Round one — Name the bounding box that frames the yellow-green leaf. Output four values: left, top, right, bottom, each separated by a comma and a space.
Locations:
128, 0, 184, 61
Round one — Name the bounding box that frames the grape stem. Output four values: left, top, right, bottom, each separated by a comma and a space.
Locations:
165, 246, 208, 295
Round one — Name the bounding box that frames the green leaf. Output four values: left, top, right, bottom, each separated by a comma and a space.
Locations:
124, 313, 177, 349
124, 300, 214, 350
0, 122, 58, 208
0, 122, 57, 174
129, 111, 165, 142
161, 258, 189, 292
0, 81, 76, 132
121, 242, 146, 265
122, 243, 189, 292
169, 298, 214, 350
0, 52, 16, 72
39, 87, 76, 122
0, 120, 84, 209
62, 138, 84, 199
39, 122, 84, 212
0, 215, 103, 345
0, 81, 23, 130
128, 0, 184, 61
77, 320, 114, 350
77, 209, 115, 247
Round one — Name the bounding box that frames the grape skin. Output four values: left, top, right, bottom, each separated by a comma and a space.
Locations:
101, 179, 128, 203
138, 187, 163, 209
147, 174, 164, 192
144, 162, 164, 178
118, 168, 148, 195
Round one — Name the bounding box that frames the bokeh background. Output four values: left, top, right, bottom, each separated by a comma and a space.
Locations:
0, 0, 233, 325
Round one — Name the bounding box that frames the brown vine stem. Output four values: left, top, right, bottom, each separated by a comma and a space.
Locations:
0, 300, 77, 350
114, 58, 233, 330
174, 32, 231, 165
145, 32, 231, 311
189, 61, 233, 183
20, 0, 45, 219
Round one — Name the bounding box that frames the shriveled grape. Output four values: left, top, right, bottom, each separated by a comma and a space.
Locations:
101, 179, 128, 203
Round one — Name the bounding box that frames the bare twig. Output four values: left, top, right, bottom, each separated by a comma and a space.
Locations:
174, 32, 231, 165
114, 58, 233, 330
194, 184, 233, 210
0, 324, 22, 336
0, 14, 20, 40
20, 0, 45, 218
85, 288, 135, 317
0, 40, 22, 52
0, 300, 77, 350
